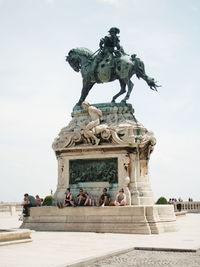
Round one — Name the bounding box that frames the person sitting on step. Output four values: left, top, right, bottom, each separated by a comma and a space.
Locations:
83, 191, 92, 206
63, 188, 75, 207
35, 195, 42, 206
77, 188, 87, 206
98, 188, 111, 206
22, 193, 37, 217
114, 188, 126, 206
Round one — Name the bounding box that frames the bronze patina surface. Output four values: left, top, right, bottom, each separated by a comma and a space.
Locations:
66, 27, 160, 106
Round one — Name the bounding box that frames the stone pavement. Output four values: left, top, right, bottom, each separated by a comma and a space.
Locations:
0, 214, 200, 267
88, 250, 200, 267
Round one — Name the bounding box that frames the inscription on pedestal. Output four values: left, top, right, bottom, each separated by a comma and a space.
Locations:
69, 158, 118, 184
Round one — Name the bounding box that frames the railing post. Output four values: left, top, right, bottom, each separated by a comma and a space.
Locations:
10, 205, 17, 216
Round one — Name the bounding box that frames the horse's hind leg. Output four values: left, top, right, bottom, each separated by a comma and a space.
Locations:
111, 79, 126, 102
121, 79, 133, 103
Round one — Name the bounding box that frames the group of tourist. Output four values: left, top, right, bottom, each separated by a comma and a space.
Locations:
58, 187, 126, 208
22, 193, 43, 217
22, 188, 126, 217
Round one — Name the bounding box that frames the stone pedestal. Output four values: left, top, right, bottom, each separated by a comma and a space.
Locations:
54, 144, 155, 206
52, 103, 156, 206
21, 102, 178, 234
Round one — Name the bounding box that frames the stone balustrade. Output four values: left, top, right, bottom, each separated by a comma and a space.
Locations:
1, 202, 200, 215
0, 204, 22, 216
173, 201, 200, 213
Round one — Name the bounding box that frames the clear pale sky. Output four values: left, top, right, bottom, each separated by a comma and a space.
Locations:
0, 0, 200, 202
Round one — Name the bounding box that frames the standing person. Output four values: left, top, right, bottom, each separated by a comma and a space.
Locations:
98, 188, 111, 206
63, 188, 75, 207
23, 193, 37, 217
77, 189, 87, 206
114, 189, 126, 206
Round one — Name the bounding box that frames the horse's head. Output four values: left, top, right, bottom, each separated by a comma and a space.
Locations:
66, 49, 80, 72
66, 48, 94, 73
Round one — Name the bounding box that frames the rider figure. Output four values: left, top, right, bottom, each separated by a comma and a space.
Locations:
90, 27, 123, 80
99, 27, 121, 57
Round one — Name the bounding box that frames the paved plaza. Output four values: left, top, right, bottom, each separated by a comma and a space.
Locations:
0, 214, 200, 266
89, 250, 200, 267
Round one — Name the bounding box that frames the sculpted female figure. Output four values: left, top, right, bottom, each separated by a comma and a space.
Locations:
81, 101, 102, 145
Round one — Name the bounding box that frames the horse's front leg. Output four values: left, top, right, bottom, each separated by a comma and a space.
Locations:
121, 79, 134, 103
111, 79, 126, 102
76, 80, 94, 106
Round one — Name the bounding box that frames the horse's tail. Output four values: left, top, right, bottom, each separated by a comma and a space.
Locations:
131, 54, 160, 91
131, 55, 146, 79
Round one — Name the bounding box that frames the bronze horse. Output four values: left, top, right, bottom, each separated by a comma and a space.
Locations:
66, 47, 159, 106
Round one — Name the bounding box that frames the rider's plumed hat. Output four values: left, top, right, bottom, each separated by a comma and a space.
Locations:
108, 27, 120, 34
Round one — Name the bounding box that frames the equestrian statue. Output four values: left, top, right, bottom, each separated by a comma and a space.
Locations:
66, 27, 160, 106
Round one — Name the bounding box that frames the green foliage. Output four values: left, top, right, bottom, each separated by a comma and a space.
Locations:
42, 195, 54, 206
156, 197, 168, 205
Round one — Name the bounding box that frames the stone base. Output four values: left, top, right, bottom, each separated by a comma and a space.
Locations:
53, 102, 158, 206
0, 229, 32, 246
20, 205, 179, 234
